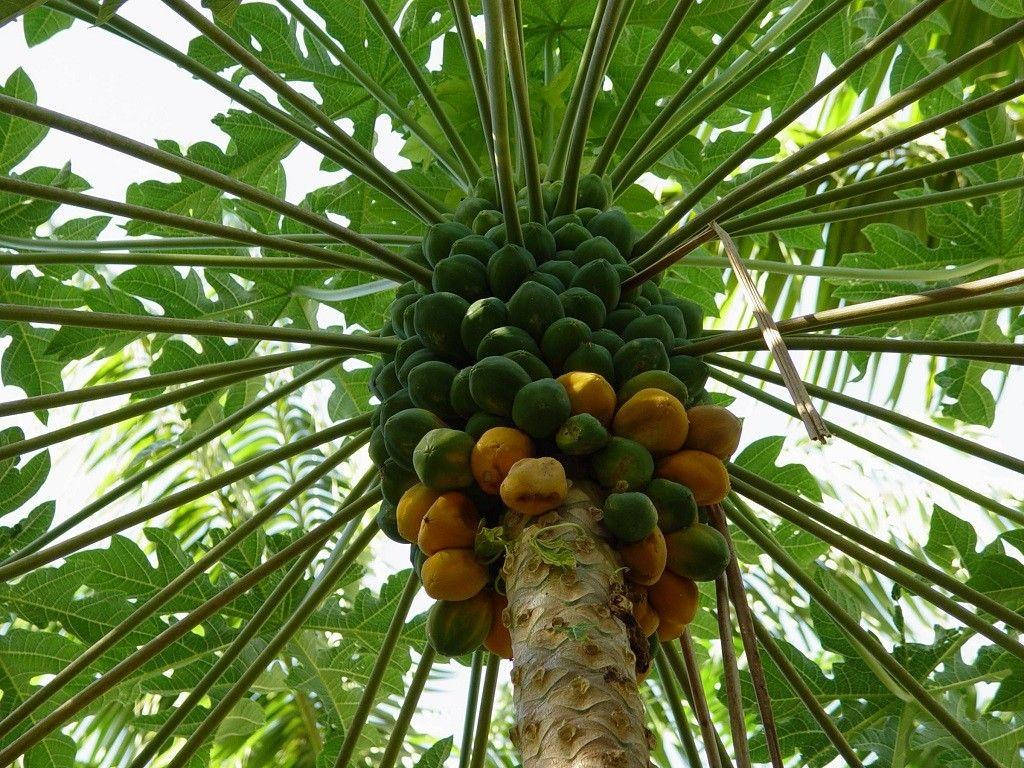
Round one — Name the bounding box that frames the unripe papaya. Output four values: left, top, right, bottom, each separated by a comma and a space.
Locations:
449, 367, 477, 418
383, 408, 445, 470
655, 449, 730, 505
471, 426, 535, 494
560, 287, 607, 330
648, 570, 699, 626
451, 234, 498, 264
563, 342, 615, 382
426, 591, 492, 655
555, 412, 610, 455
684, 405, 743, 459
541, 317, 592, 370
591, 437, 654, 492
376, 501, 404, 543
664, 522, 730, 582
617, 370, 688, 406
613, 338, 670, 384
418, 493, 480, 555
413, 428, 475, 490
612, 388, 689, 456
484, 591, 513, 659
623, 314, 674, 348
591, 328, 624, 356
414, 292, 469, 357
477, 325, 542, 358
461, 297, 508, 356
487, 244, 536, 301
432, 253, 489, 301
472, 209, 503, 235
453, 197, 492, 228
668, 355, 710, 393
586, 207, 635, 258
380, 459, 418, 505
646, 478, 698, 533
408, 360, 459, 419
557, 371, 616, 426
570, 259, 620, 311
537, 259, 578, 286
466, 412, 511, 439
499, 457, 567, 516
572, 235, 623, 266
506, 350, 553, 381
522, 220, 557, 262
424, 221, 472, 266
396, 484, 442, 542
576, 173, 611, 210
553, 222, 591, 251
470, 356, 531, 416
508, 281, 565, 340
647, 303, 687, 338
603, 491, 657, 543
619, 527, 667, 586
512, 378, 572, 439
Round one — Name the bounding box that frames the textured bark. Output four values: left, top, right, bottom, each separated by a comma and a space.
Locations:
503, 481, 651, 768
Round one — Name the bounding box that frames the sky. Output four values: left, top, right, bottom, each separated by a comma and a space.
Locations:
1, 5, 1023, 767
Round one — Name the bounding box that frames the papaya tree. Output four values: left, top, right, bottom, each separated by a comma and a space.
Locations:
0, 0, 1022, 767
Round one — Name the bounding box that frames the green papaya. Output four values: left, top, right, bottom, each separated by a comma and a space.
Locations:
554, 222, 592, 251
377, 501, 405, 543
547, 213, 582, 231
560, 287, 607, 331
371, 360, 401, 400
424, 221, 472, 266
487, 244, 536, 301
572, 235, 624, 266
613, 338, 670, 384
604, 307, 644, 335
623, 315, 674, 347
537, 259, 578, 286
570, 259, 620, 311
576, 173, 611, 211
603, 492, 657, 543
401, 241, 429, 269
474, 175, 499, 206
591, 436, 654, 492
381, 458, 418, 505
646, 478, 697, 533
668, 355, 710, 393
540, 317, 592, 371
473, 209, 503, 235
413, 428, 475, 490
476, 325, 542, 358
466, 411, 511, 439
542, 180, 563, 217
508, 281, 565, 340
461, 297, 508, 356
647, 303, 687, 338
586, 207, 634, 258
506, 350, 553, 381
617, 370, 688, 405
555, 412, 609, 455
451, 234, 498, 264
590, 328, 624, 356
449, 366, 477, 418
511, 378, 572, 439
575, 206, 601, 225
395, 335, 425, 375
414, 292, 469, 357
528, 271, 565, 293
389, 294, 418, 338
369, 427, 390, 466
383, 407, 445, 470
397, 348, 434, 384
427, 593, 492, 656
453, 197, 492, 227
469, 356, 531, 416
522, 221, 557, 263
665, 523, 730, 581
379, 390, 415, 426
432, 254, 489, 301
408, 360, 459, 419
662, 293, 704, 338
563, 342, 615, 381
640, 280, 662, 306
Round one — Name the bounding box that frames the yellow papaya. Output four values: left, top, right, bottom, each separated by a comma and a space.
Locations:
417, 492, 480, 555
656, 618, 684, 642
484, 591, 513, 659
612, 388, 689, 456
633, 590, 660, 638
648, 570, 699, 627
655, 449, 730, 505
396, 484, 442, 543
684, 405, 742, 459
499, 456, 567, 516
470, 426, 535, 494
619, 527, 667, 586
557, 371, 617, 426
421, 548, 488, 601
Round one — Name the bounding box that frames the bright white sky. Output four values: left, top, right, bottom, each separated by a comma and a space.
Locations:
1, 6, 1022, 767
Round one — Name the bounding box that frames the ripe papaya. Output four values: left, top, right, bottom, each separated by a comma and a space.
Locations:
617, 370, 688, 406
665, 522, 731, 581
381, 458, 418, 505
623, 314, 674, 347
418, 492, 480, 554
522, 221, 557, 262
591, 437, 654, 492
508, 281, 565, 340
560, 287, 607, 331
484, 591, 513, 659
555, 412, 610, 455
572, 235, 623, 266
432, 253, 489, 301
576, 172, 611, 210
454, 197, 492, 228
461, 297, 508, 357
537, 259, 578, 286
668, 355, 710, 393
499, 456, 568, 516
648, 570, 699, 626
470, 356, 531, 416
586, 207, 634, 257
383, 407, 445, 470
471, 426, 535, 494
451, 234, 499, 264
646, 478, 698, 533
449, 366, 477, 418
656, 449, 730, 505
427, 590, 493, 655
570, 258, 621, 311
684, 405, 743, 459
413, 428, 475, 490
414, 292, 469, 357
511, 378, 572, 439
613, 337, 670, 384
553, 222, 591, 251
424, 221, 472, 266
619, 528, 667, 586
604, 307, 644, 335
612, 387, 689, 455
591, 328, 624, 356
376, 501, 405, 543
466, 412, 511, 439
603, 491, 658, 543
477, 325, 542, 358
397, 484, 442, 542
563, 342, 615, 382
506, 350, 552, 381
632, 590, 661, 638
541, 317, 592, 371
557, 370, 617, 426
487, 244, 536, 301
408, 360, 459, 419
472, 209, 503, 235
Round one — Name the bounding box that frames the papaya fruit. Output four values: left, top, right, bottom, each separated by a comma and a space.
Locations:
449, 366, 477, 418
542, 180, 563, 218
633, 295, 651, 310
418, 492, 480, 554
570, 259, 620, 311
529, 271, 565, 293
656, 619, 684, 642
646, 478, 698, 533
591, 328, 624, 356
541, 317, 592, 370
394, 336, 426, 377
557, 370, 617, 426
665, 522, 731, 581
397, 348, 434, 385
522, 220, 557, 262
603, 491, 658, 543
466, 412, 511, 439
604, 307, 644, 335
547, 212, 582, 231
472, 208, 503, 235
684, 405, 743, 459
397, 484, 442, 542
410, 543, 427, 578
506, 350, 552, 381
617, 370, 688, 406
656, 449, 730, 505
612, 387, 689, 455
553, 222, 591, 251
586, 208, 634, 257
370, 360, 401, 400
432, 253, 489, 301
668, 355, 710, 393
632, 590, 661, 638
619, 528, 667, 586
511, 378, 572, 439
563, 342, 616, 382
414, 292, 469, 357
499, 457, 567, 516
576, 173, 611, 210
401, 241, 429, 269
591, 437, 654, 492
484, 591, 513, 659
413, 428, 475, 490
640, 281, 662, 306
379, 390, 416, 428
426, 591, 492, 654
508, 281, 565, 340
408, 360, 459, 419
537, 259, 578, 286
477, 325, 542, 358
474, 175, 500, 206
555, 412, 610, 455
388, 294, 419, 339
461, 297, 508, 356
560, 287, 607, 331
575, 206, 601, 225
471, 426, 535, 494
648, 570, 699, 626
380, 458, 418, 505
451, 234, 499, 264
661, 293, 704, 338
487, 244, 536, 300
647, 303, 686, 338
470, 356, 531, 416
376, 501, 405, 543
368, 427, 390, 466
613, 337, 670, 384
454, 197, 492, 228
572, 235, 623, 266
623, 314, 674, 347
424, 221, 472, 266
383, 408, 445, 470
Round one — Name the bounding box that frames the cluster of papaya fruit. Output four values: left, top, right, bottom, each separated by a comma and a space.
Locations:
367, 174, 740, 662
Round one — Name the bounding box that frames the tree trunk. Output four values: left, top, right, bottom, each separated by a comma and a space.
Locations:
503, 482, 651, 768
